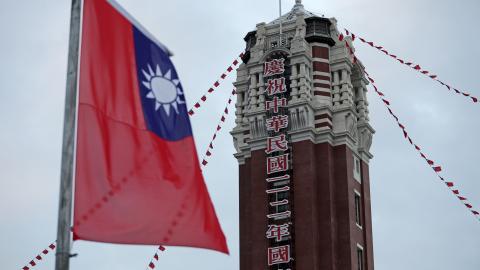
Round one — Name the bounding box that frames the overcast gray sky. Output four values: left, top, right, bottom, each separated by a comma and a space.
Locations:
1, 0, 479, 269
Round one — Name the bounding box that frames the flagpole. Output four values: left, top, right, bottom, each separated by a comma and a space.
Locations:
55, 0, 81, 269
279, 0, 282, 36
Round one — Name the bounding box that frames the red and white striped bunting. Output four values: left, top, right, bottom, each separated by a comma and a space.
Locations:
200, 89, 237, 167
338, 32, 479, 220
146, 245, 166, 269
145, 89, 236, 269
341, 29, 478, 104
21, 242, 56, 270
365, 70, 480, 220
188, 53, 243, 116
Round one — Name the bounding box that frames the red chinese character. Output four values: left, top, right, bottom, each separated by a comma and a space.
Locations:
266, 224, 290, 242
267, 245, 291, 265
266, 96, 287, 113
266, 186, 290, 194
266, 78, 287, 96
266, 115, 288, 132
267, 210, 291, 219
270, 199, 289, 207
266, 174, 291, 183
264, 59, 285, 76
267, 154, 289, 174
266, 134, 288, 154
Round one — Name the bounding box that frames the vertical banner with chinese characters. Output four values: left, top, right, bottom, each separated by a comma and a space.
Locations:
263, 53, 294, 270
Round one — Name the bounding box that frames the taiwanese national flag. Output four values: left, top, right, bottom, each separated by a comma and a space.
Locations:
73, 0, 228, 253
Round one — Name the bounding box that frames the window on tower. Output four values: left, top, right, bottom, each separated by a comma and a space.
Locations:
353, 155, 362, 183
357, 244, 364, 270
354, 190, 362, 228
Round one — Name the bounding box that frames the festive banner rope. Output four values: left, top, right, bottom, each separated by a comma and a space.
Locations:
339, 30, 478, 104
338, 32, 479, 220
146, 89, 236, 269
146, 245, 166, 269
188, 53, 243, 116
200, 89, 236, 167
366, 71, 480, 220
20, 242, 56, 270
19, 54, 242, 270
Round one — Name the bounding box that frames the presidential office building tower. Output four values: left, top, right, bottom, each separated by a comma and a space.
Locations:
231, 1, 375, 269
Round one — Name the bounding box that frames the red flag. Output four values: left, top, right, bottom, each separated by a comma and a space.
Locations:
35, 255, 42, 260
446, 182, 454, 187
429, 75, 437, 79
73, 0, 228, 253
23, 267, 29, 270
338, 33, 344, 41
472, 211, 480, 215
159, 245, 166, 251
465, 204, 473, 209
472, 97, 478, 103
458, 196, 467, 201
29, 261, 36, 267
149, 262, 155, 269
214, 81, 220, 87
433, 166, 442, 172
426, 159, 434, 165
201, 95, 207, 101
207, 87, 214, 93
227, 66, 233, 72
452, 190, 459, 194
232, 59, 239, 66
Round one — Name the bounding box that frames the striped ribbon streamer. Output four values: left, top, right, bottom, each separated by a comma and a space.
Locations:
188, 53, 244, 116
200, 89, 237, 167
146, 245, 166, 269
365, 70, 480, 220
342, 29, 478, 104
146, 89, 236, 269
20, 242, 56, 270
338, 32, 479, 220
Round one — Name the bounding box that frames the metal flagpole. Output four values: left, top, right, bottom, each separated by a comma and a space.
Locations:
55, 0, 81, 269
279, 0, 282, 36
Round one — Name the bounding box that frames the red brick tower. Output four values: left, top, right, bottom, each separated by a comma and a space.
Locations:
231, 1, 375, 270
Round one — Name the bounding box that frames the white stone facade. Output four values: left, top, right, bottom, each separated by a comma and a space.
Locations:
231, 1, 374, 164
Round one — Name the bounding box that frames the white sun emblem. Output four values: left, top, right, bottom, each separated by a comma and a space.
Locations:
141, 64, 185, 116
